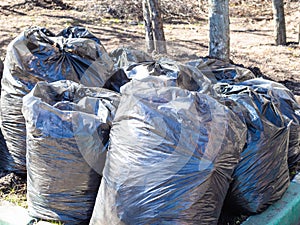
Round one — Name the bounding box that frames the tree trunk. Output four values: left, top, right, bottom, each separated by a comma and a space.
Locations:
298, 23, 300, 44
208, 0, 230, 61
146, 0, 167, 54
143, 0, 154, 53
272, 0, 286, 45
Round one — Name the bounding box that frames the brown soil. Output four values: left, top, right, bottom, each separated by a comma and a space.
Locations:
0, 171, 26, 197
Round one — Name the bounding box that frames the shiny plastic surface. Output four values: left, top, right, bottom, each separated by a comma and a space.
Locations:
90, 76, 247, 225
0, 59, 9, 170
122, 58, 213, 94
187, 57, 256, 84
104, 47, 152, 92
109, 46, 153, 68
0, 26, 114, 174
22, 80, 120, 225
104, 49, 213, 94
239, 78, 300, 169
215, 83, 291, 214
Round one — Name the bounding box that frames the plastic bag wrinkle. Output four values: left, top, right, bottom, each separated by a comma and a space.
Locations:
0, 26, 114, 174
22, 80, 120, 224
214, 83, 290, 214
90, 76, 246, 225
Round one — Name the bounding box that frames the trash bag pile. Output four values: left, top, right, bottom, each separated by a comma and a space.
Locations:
0, 26, 299, 225
0, 26, 114, 174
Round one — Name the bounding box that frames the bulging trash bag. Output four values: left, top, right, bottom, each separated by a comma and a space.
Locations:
215, 83, 290, 214
105, 57, 213, 94
89, 76, 247, 225
104, 47, 153, 92
22, 80, 120, 225
239, 78, 300, 170
0, 26, 114, 174
187, 57, 255, 84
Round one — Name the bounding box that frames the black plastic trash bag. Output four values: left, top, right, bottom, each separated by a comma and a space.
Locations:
215, 83, 290, 214
104, 47, 153, 92
239, 78, 300, 170
0, 58, 9, 170
109, 46, 153, 68
105, 57, 213, 94
0, 26, 114, 174
22, 80, 120, 225
90, 76, 247, 225
0, 131, 9, 171
57, 26, 101, 43
187, 57, 255, 84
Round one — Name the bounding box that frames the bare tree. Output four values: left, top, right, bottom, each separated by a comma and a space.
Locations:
143, 0, 167, 54
208, 0, 230, 61
272, 0, 286, 45
143, 0, 154, 53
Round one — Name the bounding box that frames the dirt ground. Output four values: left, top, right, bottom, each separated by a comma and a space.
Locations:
0, 0, 299, 99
